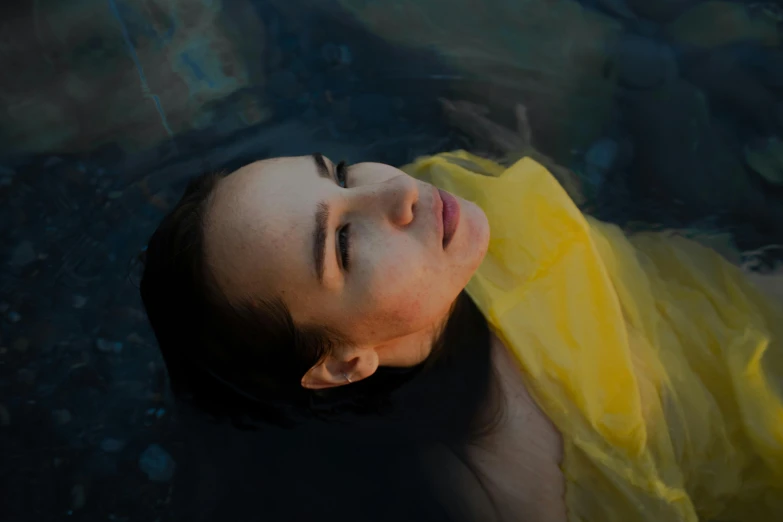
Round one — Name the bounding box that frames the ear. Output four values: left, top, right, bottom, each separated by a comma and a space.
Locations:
300, 345, 380, 390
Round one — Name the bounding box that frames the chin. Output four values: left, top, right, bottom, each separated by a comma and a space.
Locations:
465, 202, 491, 261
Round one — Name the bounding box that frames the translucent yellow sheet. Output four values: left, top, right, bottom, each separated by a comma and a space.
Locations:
404, 151, 783, 521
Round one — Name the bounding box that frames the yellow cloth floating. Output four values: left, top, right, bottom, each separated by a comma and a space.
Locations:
404, 151, 783, 521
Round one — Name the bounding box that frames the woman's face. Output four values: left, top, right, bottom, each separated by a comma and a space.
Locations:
203, 154, 490, 386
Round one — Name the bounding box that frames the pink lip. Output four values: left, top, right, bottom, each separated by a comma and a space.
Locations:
437, 188, 460, 249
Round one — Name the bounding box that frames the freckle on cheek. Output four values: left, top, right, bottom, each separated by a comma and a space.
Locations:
403, 294, 425, 319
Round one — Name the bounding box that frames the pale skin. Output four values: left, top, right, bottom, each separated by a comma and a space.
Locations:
203, 152, 567, 522
203, 153, 491, 388
201, 108, 783, 521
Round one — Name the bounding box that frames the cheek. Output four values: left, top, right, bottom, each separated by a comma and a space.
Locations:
361, 252, 442, 329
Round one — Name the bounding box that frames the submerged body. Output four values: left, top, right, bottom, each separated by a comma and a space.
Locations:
406, 151, 783, 522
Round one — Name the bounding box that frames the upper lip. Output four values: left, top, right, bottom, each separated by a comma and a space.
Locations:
433, 186, 444, 245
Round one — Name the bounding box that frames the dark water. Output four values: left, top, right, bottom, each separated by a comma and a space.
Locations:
2, 0, 783, 520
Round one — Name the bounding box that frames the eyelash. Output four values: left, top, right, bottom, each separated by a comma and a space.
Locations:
338, 225, 351, 270
335, 161, 351, 270
335, 161, 349, 188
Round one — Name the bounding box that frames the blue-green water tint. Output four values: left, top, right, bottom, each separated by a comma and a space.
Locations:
2, 1, 783, 520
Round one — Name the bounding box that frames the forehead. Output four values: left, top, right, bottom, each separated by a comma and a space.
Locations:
204, 156, 320, 300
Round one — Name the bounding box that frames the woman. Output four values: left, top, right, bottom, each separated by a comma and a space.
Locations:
140, 111, 783, 521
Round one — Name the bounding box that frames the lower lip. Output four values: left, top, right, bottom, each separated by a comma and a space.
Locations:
438, 189, 460, 249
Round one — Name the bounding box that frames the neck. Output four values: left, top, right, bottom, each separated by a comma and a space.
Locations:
376, 321, 443, 368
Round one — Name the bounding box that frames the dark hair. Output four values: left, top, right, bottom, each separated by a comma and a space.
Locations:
140, 169, 503, 522
139, 170, 499, 444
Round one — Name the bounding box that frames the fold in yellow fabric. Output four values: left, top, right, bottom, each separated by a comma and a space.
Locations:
405, 151, 783, 521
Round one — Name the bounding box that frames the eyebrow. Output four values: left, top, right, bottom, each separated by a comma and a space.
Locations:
312, 153, 332, 283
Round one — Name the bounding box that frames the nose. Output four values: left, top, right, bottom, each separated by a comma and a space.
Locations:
363, 174, 419, 227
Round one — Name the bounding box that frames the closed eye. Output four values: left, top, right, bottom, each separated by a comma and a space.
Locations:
338, 224, 351, 270
333, 160, 351, 272
335, 161, 349, 188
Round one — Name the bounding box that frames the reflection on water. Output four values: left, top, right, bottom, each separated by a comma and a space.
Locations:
1, 0, 782, 520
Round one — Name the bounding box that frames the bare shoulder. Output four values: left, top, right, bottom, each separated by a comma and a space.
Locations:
466, 334, 567, 522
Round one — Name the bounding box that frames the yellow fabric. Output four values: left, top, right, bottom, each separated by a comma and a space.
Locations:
404, 151, 783, 522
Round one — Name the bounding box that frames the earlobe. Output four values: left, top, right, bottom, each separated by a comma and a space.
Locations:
300, 348, 380, 390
